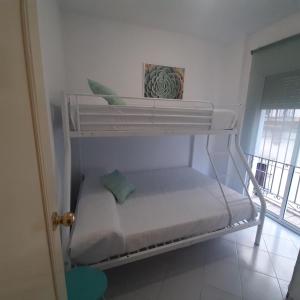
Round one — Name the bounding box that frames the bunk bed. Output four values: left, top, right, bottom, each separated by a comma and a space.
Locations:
63, 94, 266, 269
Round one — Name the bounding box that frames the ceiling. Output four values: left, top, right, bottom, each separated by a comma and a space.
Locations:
60, 0, 300, 43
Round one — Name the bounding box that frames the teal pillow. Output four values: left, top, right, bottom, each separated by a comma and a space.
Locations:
102, 170, 135, 204
87, 79, 126, 105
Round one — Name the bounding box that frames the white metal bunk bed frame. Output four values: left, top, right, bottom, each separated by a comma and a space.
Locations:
63, 94, 266, 270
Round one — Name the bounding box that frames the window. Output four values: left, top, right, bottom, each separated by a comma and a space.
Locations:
242, 35, 300, 232
248, 108, 300, 230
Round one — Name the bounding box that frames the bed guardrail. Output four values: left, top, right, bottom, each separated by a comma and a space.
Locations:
66, 93, 215, 108
64, 94, 239, 137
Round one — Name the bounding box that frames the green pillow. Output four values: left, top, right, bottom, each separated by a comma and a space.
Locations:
87, 79, 126, 105
102, 170, 135, 204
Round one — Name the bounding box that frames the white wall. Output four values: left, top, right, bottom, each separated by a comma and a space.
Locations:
64, 14, 222, 100
81, 136, 192, 174
62, 13, 244, 176
37, 0, 68, 255
37, 0, 66, 107
219, 39, 246, 109
63, 13, 245, 106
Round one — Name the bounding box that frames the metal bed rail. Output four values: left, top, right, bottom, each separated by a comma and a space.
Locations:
85, 219, 260, 270
235, 134, 266, 244
65, 93, 215, 108
205, 133, 266, 239
65, 94, 238, 137
206, 135, 233, 226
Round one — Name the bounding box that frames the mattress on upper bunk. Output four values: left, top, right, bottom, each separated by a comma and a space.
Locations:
69, 167, 256, 265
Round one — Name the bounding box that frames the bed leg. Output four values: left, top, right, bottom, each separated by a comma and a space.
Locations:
254, 222, 264, 246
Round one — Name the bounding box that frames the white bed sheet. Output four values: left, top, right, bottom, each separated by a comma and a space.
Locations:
70, 175, 125, 264
70, 167, 256, 264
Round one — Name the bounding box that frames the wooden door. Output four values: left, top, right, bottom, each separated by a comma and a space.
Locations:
0, 0, 67, 299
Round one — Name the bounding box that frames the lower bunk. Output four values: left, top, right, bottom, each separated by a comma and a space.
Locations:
69, 166, 262, 269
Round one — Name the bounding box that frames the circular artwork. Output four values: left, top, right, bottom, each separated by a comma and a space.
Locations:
144, 64, 185, 99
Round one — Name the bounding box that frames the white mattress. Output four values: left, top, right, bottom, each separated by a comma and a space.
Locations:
70, 167, 256, 264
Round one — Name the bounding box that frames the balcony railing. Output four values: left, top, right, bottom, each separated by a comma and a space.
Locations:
247, 154, 300, 227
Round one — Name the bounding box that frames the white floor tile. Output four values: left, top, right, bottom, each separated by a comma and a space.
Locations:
106, 284, 126, 300
201, 285, 241, 300
237, 245, 276, 277
290, 234, 300, 250
158, 267, 203, 300
222, 231, 238, 242
203, 238, 238, 265
263, 234, 299, 259
223, 228, 267, 251
106, 217, 298, 300
278, 279, 289, 299
113, 282, 162, 300
106, 255, 167, 298
204, 260, 242, 297
123, 255, 168, 285
262, 218, 294, 240
165, 243, 205, 275
106, 268, 131, 298
241, 268, 282, 300
270, 253, 296, 282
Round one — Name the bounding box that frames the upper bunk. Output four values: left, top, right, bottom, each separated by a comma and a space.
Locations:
64, 94, 238, 138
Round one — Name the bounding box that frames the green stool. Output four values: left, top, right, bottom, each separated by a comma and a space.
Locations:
66, 266, 107, 300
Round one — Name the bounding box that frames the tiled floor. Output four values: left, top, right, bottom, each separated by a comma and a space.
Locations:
253, 196, 300, 228
105, 217, 299, 300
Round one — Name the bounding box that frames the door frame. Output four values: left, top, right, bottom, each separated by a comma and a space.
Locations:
20, 0, 67, 298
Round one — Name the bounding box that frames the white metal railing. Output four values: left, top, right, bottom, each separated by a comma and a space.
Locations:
206, 135, 232, 226
235, 135, 266, 244
65, 93, 215, 109
65, 94, 238, 136
247, 154, 300, 229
